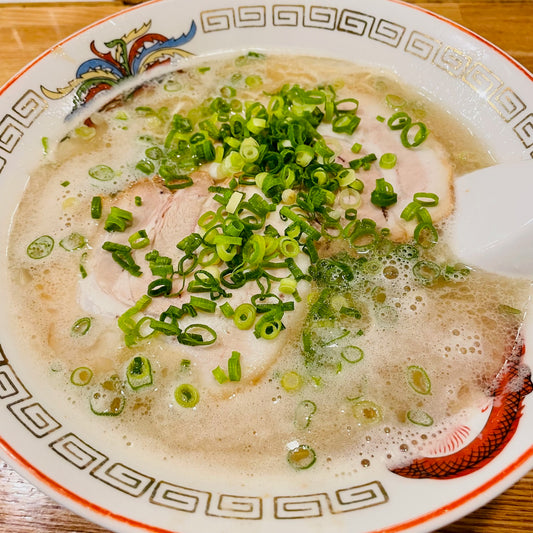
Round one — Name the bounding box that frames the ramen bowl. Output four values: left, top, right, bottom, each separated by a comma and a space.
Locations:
0, 1, 532, 532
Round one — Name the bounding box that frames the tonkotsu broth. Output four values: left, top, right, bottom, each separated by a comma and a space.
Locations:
7, 53, 530, 477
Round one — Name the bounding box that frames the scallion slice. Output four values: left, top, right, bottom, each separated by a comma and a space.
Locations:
90, 375, 125, 417
71, 317, 91, 337
370, 178, 397, 207
88, 164, 115, 181
128, 229, 150, 249
414, 222, 438, 248
228, 351, 241, 381
104, 206, 133, 232
27, 235, 54, 259
174, 383, 200, 408
341, 345, 364, 363
287, 444, 316, 470
58, 231, 86, 252
351, 399, 383, 425
233, 303, 256, 330
126, 356, 153, 390
281, 371, 303, 392
400, 121, 429, 148
189, 296, 217, 313
70, 367, 93, 386
212, 366, 229, 384
406, 365, 432, 395
407, 409, 434, 426
179, 324, 217, 346
379, 152, 397, 169
91, 196, 102, 219
220, 302, 234, 318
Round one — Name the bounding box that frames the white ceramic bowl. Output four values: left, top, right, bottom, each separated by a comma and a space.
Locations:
0, 1, 532, 532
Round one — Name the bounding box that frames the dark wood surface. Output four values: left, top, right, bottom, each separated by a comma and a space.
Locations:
0, 1, 532, 532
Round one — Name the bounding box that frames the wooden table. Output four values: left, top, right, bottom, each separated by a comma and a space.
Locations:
0, 1, 532, 532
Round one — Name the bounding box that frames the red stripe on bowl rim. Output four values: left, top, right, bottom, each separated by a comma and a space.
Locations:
2, 434, 532, 533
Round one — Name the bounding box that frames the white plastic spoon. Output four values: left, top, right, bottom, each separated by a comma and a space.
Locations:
448, 159, 533, 278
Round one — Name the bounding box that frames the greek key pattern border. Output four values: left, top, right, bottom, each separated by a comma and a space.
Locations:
0, 345, 389, 520
1, 6, 532, 177
199, 4, 532, 155
0, 89, 47, 174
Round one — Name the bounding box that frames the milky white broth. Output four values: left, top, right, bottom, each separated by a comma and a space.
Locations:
7, 53, 530, 477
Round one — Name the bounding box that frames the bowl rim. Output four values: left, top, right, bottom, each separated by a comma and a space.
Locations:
0, 1, 532, 532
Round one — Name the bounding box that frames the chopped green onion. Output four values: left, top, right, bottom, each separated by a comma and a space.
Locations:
413, 260, 440, 285
295, 145, 314, 167
279, 277, 298, 294
147, 278, 173, 297
220, 85, 236, 98
135, 196, 142, 206
71, 317, 91, 337
332, 114, 360, 134
212, 366, 229, 383
416, 207, 433, 224
174, 383, 200, 407
233, 303, 256, 330
370, 178, 397, 207
104, 206, 133, 232
498, 304, 522, 315
27, 235, 54, 259
400, 121, 429, 148
70, 367, 93, 386
243, 234, 266, 265
351, 142, 362, 153
128, 229, 150, 249
287, 444, 316, 470
245, 75, 263, 88
400, 201, 420, 221
91, 196, 102, 219
189, 296, 217, 313
341, 346, 364, 363
385, 94, 406, 109
228, 351, 241, 381
407, 409, 434, 426
179, 324, 217, 346
387, 111, 411, 130
76, 126, 97, 139
339, 188, 361, 210
406, 365, 432, 395
294, 400, 317, 430
61, 180, 70, 187
414, 222, 438, 248
60, 233, 86, 252
413, 192, 439, 206
379, 152, 397, 169
136, 159, 155, 175
220, 302, 234, 318
279, 236, 300, 258
79, 252, 88, 279
254, 314, 283, 340
281, 371, 303, 392
88, 164, 115, 181
126, 356, 153, 390
90, 376, 125, 416
226, 191, 244, 214
351, 399, 383, 425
